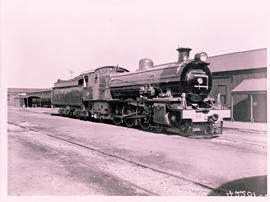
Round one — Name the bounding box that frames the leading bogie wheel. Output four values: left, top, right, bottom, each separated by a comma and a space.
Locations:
139, 117, 151, 131
179, 120, 192, 137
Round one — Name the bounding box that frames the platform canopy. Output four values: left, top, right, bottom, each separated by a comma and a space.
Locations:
15, 95, 40, 99
231, 78, 267, 95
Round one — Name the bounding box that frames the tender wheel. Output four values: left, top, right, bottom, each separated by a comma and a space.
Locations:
123, 105, 136, 128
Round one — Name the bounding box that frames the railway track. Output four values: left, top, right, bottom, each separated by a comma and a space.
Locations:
10, 108, 267, 148
48, 113, 266, 148
8, 121, 227, 196
55, 113, 267, 148
216, 136, 266, 148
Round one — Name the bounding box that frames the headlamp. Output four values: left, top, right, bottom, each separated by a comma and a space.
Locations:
197, 77, 203, 84
194, 52, 208, 62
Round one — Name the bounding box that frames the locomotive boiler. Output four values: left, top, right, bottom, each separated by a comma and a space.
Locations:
110, 48, 211, 103
52, 47, 230, 137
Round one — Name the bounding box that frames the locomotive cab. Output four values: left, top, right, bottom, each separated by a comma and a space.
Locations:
82, 66, 129, 101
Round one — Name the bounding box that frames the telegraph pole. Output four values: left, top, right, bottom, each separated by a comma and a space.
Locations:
69, 70, 74, 79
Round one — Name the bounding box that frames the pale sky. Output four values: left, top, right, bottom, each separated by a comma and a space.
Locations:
1, 0, 269, 88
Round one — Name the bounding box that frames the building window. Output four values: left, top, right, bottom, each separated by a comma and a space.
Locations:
78, 79, 84, 86
218, 85, 227, 105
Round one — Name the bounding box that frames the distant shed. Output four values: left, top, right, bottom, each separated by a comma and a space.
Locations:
231, 78, 267, 122
8, 88, 52, 107
16, 89, 52, 107
8, 88, 51, 107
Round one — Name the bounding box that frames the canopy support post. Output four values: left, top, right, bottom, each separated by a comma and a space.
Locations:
250, 94, 254, 123
231, 94, 234, 121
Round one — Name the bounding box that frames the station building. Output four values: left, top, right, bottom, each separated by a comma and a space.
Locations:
208, 48, 267, 123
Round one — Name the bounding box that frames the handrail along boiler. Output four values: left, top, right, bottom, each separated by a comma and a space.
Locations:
52, 47, 230, 136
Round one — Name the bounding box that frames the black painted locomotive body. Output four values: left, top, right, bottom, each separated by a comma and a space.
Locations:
52, 47, 230, 136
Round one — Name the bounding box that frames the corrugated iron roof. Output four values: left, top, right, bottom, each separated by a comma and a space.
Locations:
8, 88, 51, 93
15, 95, 29, 99
207, 48, 267, 72
231, 78, 267, 94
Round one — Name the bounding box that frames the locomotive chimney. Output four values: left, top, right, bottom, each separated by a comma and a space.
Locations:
176, 47, 192, 63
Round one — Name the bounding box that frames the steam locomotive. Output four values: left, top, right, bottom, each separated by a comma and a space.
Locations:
52, 47, 230, 137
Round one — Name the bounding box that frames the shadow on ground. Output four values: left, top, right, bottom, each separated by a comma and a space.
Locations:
208, 175, 267, 196
51, 114, 220, 139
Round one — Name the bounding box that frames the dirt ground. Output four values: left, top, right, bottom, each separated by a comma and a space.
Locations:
7, 107, 267, 196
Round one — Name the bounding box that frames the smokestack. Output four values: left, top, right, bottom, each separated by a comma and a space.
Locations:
176, 47, 192, 63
